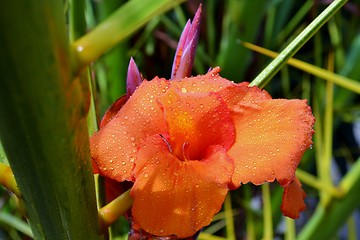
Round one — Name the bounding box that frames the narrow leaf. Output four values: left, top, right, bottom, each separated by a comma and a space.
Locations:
249, 0, 348, 88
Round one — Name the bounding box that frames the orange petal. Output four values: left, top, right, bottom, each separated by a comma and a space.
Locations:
171, 67, 234, 94
131, 134, 234, 238
90, 78, 170, 182
221, 84, 315, 187
157, 86, 235, 160
281, 177, 306, 219
99, 95, 128, 129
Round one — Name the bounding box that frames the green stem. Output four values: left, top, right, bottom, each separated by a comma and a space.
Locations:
249, 0, 348, 88
244, 185, 255, 240
72, 0, 185, 71
0, 212, 33, 238
285, 218, 295, 240
296, 169, 343, 198
298, 157, 360, 240
98, 189, 133, 232
262, 183, 273, 240
224, 194, 235, 240
320, 52, 335, 206
242, 41, 360, 94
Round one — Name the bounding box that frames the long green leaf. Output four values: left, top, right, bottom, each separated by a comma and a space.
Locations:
250, 0, 348, 88
73, 0, 185, 70
0, 1, 101, 239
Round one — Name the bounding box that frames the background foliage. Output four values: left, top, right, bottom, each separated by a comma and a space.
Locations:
1, 0, 360, 239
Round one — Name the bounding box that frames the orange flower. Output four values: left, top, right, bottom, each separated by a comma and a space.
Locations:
90, 67, 315, 238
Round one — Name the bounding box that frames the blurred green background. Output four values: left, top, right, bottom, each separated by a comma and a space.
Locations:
1, 0, 360, 239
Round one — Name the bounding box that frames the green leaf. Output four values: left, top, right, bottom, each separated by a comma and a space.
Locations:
0, 1, 101, 239
250, 0, 348, 88
72, 0, 185, 70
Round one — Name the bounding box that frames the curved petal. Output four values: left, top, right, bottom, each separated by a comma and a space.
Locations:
221, 85, 315, 188
131, 134, 234, 238
90, 78, 170, 182
99, 95, 128, 129
171, 67, 234, 94
157, 86, 235, 160
281, 177, 306, 218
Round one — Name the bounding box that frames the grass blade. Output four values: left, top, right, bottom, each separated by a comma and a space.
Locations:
249, 0, 348, 88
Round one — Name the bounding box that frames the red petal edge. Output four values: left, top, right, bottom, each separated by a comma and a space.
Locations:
281, 177, 306, 219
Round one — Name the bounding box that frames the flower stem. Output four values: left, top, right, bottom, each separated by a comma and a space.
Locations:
296, 169, 343, 198
0, 163, 20, 197
224, 194, 235, 240
249, 0, 348, 88
320, 51, 335, 206
262, 183, 273, 240
242, 41, 360, 94
98, 189, 133, 231
285, 218, 295, 240
244, 185, 255, 240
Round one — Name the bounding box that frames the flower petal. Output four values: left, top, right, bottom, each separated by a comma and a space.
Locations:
157, 85, 235, 160
281, 177, 306, 219
131, 134, 234, 238
171, 67, 233, 94
220, 84, 315, 187
126, 57, 142, 98
171, 5, 202, 80
90, 78, 170, 182
99, 95, 128, 129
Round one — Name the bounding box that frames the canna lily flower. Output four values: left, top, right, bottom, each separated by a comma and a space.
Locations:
90, 4, 314, 238
99, 57, 142, 129
90, 66, 315, 237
